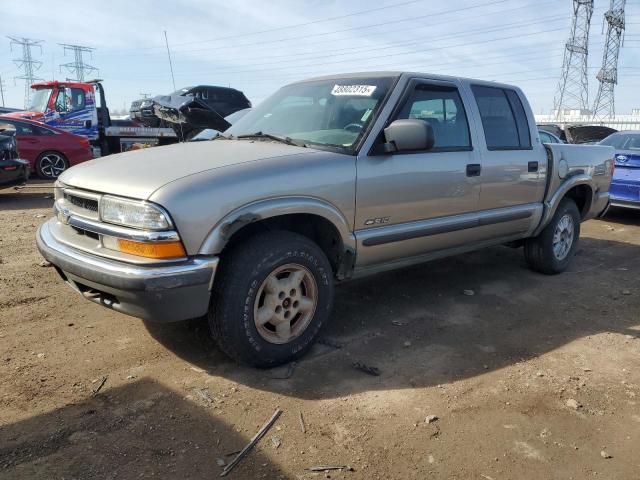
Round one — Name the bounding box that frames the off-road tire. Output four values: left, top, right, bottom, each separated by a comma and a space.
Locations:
524, 198, 581, 274
208, 231, 334, 367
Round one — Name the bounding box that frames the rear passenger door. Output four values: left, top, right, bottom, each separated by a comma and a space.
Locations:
468, 84, 547, 234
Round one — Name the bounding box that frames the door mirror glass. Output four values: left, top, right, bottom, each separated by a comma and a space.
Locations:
383, 119, 435, 153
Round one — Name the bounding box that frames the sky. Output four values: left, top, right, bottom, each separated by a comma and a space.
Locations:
1, 0, 639, 114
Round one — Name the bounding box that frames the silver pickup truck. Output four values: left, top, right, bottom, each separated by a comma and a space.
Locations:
37, 72, 614, 367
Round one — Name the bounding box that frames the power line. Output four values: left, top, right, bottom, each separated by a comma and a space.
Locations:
59, 43, 97, 81
166, 14, 566, 76
7, 36, 44, 108
100, 0, 510, 57
100, 0, 453, 55
137, 25, 568, 79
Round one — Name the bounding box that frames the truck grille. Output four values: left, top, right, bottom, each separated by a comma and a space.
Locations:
65, 193, 99, 213
59, 188, 101, 221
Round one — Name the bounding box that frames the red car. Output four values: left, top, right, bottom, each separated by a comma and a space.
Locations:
0, 116, 93, 179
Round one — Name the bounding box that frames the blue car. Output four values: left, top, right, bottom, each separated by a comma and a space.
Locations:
600, 131, 640, 210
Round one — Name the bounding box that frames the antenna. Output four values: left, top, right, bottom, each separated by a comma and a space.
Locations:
7, 36, 44, 108
59, 43, 97, 82
164, 31, 177, 91
0, 74, 6, 107
592, 0, 626, 119
553, 0, 594, 120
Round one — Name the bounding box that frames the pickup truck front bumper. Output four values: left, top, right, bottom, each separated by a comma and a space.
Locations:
36, 220, 218, 322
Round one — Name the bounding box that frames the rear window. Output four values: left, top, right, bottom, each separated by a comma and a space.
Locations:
600, 133, 640, 150
471, 85, 531, 150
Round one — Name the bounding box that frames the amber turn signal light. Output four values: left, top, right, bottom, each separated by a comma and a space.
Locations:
116, 239, 186, 259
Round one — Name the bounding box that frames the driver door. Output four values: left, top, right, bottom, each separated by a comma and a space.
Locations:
354, 78, 483, 268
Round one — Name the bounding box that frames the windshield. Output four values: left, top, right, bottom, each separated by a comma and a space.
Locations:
27, 88, 53, 113
600, 133, 640, 150
226, 76, 396, 152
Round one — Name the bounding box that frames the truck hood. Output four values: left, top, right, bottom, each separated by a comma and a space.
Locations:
59, 139, 314, 199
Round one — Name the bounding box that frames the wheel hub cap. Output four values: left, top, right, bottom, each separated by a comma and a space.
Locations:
40, 154, 66, 178
253, 263, 318, 344
552, 214, 575, 261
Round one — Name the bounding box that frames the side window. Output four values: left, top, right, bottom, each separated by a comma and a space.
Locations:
471, 85, 531, 150
395, 84, 471, 150
539, 131, 556, 144
55, 90, 66, 112
36, 126, 54, 136
14, 122, 35, 135
504, 89, 531, 148
55, 88, 86, 113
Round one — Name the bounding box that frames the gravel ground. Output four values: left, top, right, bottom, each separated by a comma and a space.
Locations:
1, 182, 639, 479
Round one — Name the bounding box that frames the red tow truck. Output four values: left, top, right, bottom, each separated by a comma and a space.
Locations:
5, 79, 178, 157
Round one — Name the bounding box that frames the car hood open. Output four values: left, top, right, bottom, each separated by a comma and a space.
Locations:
152, 95, 231, 139
59, 139, 312, 200
565, 125, 617, 144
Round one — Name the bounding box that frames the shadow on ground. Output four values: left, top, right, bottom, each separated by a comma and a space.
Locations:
0, 185, 55, 211
144, 236, 640, 400
0, 380, 283, 479
603, 206, 640, 226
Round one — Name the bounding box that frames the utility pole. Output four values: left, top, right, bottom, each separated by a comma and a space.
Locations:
59, 44, 97, 82
7, 36, 44, 108
164, 31, 177, 91
592, 0, 626, 119
553, 0, 594, 120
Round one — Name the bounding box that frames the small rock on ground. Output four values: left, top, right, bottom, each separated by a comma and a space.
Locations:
566, 398, 581, 410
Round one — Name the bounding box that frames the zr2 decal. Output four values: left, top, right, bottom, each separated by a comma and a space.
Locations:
364, 217, 390, 226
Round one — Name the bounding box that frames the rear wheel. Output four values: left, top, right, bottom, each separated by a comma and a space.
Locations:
524, 198, 581, 274
36, 151, 69, 179
208, 231, 334, 367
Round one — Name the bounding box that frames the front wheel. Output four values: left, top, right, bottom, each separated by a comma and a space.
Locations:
36, 151, 69, 179
208, 231, 334, 367
524, 198, 581, 274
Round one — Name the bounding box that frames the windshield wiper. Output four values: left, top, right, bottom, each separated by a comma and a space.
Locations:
236, 131, 305, 147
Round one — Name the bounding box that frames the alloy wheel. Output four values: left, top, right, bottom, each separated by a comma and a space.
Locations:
39, 153, 67, 178
253, 263, 318, 344
552, 213, 575, 261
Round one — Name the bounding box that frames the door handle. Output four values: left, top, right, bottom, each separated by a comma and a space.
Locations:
466, 163, 481, 177
528, 161, 539, 172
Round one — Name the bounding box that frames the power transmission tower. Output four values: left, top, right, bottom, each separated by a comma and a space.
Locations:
592, 0, 626, 119
7, 36, 44, 108
553, 0, 594, 120
59, 44, 97, 82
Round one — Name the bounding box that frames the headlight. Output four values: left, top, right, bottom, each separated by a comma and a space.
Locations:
100, 196, 171, 230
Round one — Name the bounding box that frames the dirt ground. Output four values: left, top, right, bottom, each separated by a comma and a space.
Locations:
1, 182, 639, 480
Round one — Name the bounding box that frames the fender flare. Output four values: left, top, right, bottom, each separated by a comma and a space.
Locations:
533, 174, 594, 236
197, 196, 356, 256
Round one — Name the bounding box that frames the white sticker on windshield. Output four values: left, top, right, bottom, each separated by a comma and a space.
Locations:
331, 84, 377, 96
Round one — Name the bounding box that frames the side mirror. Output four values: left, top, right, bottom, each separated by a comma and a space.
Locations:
382, 119, 435, 153
84, 120, 92, 129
